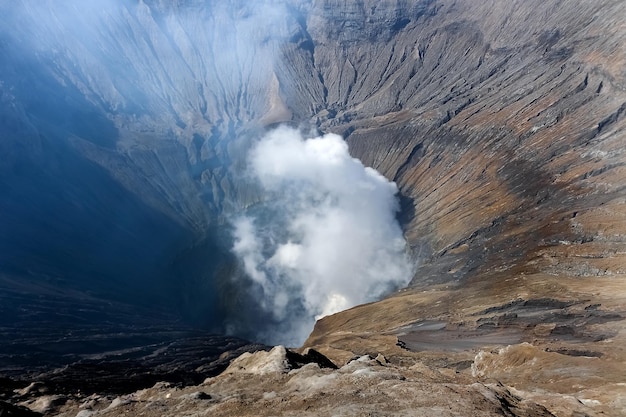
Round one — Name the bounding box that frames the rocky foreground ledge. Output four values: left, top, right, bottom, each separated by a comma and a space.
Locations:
3, 271, 625, 417
0, 345, 564, 417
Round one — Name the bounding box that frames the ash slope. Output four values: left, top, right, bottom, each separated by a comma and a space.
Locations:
298, 0, 626, 283
0, 0, 625, 414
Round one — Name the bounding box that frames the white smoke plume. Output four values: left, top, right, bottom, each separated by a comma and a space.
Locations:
232, 126, 412, 345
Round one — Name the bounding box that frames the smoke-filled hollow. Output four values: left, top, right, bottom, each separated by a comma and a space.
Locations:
231, 126, 412, 345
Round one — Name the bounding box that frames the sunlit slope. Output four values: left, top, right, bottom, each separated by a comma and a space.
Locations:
290, 0, 626, 283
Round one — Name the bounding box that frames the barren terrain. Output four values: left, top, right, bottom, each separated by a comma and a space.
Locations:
1, 0, 625, 415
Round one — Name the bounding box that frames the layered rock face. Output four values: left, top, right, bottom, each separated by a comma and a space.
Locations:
291, 0, 626, 283
1, 0, 625, 414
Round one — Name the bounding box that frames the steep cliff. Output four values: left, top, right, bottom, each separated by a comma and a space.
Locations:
286, 0, 626, 284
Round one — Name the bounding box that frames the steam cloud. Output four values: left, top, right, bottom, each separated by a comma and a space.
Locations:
232, 126, 412, 345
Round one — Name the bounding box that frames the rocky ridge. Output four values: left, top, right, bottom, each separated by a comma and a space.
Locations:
5, 346, 567, 417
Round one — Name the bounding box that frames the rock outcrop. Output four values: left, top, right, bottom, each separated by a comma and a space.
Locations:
27, 351, 564, 417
